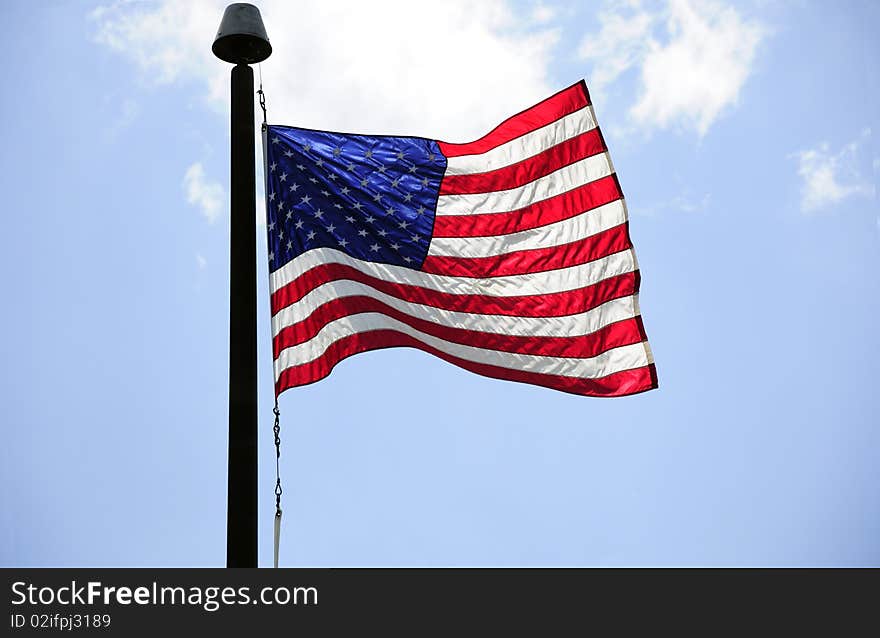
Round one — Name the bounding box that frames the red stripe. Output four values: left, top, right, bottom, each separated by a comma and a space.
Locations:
422, 224, 631, 278
271, 263, 639, 319
275, 329, 655, 397
274, 291, 643, 358
432, 175, 622, 238
436, 82, 589, 158
439, 129, 606, 196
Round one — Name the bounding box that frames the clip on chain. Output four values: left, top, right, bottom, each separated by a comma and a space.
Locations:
272, 400, 282, 568
273, 401, 282, 518
257, 64, 267, 128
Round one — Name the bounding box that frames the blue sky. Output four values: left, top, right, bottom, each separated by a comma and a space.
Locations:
1, 0, 877, 567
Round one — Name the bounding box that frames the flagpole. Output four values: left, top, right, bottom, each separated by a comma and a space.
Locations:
212, 3, 272, 568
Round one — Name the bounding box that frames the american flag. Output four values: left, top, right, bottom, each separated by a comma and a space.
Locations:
264, 81, 657, 397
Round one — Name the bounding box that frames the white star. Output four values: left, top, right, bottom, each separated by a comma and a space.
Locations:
341, 187, 350, 195
277, 201, 284, 210
289, 183, 299, 192
268, 221, 275, 231
365, 215, 375, 223
333, 147, 342, 156
373, 193, 383, 202
309, 177, 318, 184
303, 143, 312, 152
300, 195, 312, 205
285, 210, 293, 220
307, 230, 316, 240
403, 256, 412, 263
391, 178, 400, 187
295, 220, 305, 229
270, 162, 277, 172
390, 242, 400, 251
386, 206, 396, 216
416, 205, 425, 216
286, 240, 292, 250
410, 234, 420, 242
365, 149, 373, 158
378, 229, 387, 237
272, 137, 280, 144
296, 164, 305, 171
358, 229, 368, 237
326, 223, 336, 233
329, 174, 338, 181
369, 243, 380, 252
408, 165, 417, 173
353, 202, 363, 211
278, 229, 284, 240
315, 158, 324, 167
377, 165, 387, 173
338, 238, 348, 247
284, 149, 293, 158
398, 220, 409, 229
345, 216, 355, 223
321, 190, 330, 196
269, 251, 275, 261
346, 162, 356, 171
428, 153, 436, 161
333, 203, 342, 209
314, 209, 324, 219
403, 193, 413, 202
269, 192, 276, 201
396, 151, 405, 159
360, 178, 369, 187
279, 172, 288, 182
421, 177, 429, 186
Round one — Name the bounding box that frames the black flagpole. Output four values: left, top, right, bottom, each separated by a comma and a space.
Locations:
212, 3, 272, 568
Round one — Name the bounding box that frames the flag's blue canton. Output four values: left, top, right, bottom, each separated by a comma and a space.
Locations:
265, 125, 446, 273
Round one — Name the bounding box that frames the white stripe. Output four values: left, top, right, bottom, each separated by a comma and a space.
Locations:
274, 313, 651, 381
445, 106, 598, 175
436, 152, 613, 217
270, 246, 636, 299
428, 199, 627, 258
272, 274, 639, 339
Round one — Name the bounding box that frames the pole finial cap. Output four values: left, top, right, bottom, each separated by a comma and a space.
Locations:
212, 3, 271, 64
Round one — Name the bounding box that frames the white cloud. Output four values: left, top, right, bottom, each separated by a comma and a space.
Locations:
579, 0, 764, 136
91, 0, 558, 140
578, 5, 654, 92
93, 1, 559, 230
183, 162, 225, 223
792, 130, 875, 213
530, 3, 557, 24
92, 1, 224, 93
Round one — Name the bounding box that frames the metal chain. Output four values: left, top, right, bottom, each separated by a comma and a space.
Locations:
273, 401, 282, 518
259, 67, 282, 565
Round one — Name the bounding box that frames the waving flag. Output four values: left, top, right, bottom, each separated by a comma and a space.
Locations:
263, 81, 657, 397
